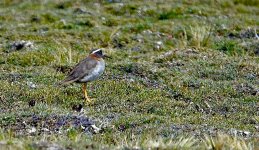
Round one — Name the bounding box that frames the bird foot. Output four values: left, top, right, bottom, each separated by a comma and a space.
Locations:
84, 98, 96, 106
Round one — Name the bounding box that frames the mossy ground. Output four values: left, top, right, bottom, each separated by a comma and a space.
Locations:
0, 0, 258, 149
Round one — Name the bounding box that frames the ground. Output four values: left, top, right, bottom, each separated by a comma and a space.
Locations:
0, 0, 258, 149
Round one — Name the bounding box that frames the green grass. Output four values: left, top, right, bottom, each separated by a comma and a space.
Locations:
0, 0, 258, 149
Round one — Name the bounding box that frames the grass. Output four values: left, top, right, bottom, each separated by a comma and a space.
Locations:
0, 0, 258, 149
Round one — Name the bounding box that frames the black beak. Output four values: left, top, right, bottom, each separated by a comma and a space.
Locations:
103, 54, 111, 59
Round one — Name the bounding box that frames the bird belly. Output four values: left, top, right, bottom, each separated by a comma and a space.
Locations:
79, 61, 105, 82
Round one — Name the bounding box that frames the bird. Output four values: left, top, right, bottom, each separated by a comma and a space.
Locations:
59, 48, 109, 104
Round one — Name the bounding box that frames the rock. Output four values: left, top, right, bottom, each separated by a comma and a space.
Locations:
156, 41, 163, 45
228, 28, 258, 39
239, 28, 258, 39
229, 128, 252, 138
28, 127, 36, 134
142, 30, 152, 35
229, 128, 238, 135
8, 40, 34, 52
131, 46, 141, 51
73, 8, 92, 15
245, 73, 256, 80
154, 41, 163, 50
132, 34, 143, 43
91, 125, 101, 133
27, 81, 37, 89
243, 131, 250, 136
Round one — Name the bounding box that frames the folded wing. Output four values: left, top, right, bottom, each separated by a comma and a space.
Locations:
60, 57, 97, 85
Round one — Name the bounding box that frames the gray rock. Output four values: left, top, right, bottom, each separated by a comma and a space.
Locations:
8, 40, 34, 52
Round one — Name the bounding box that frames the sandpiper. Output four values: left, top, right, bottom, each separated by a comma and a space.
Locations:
60, 48, 109, 103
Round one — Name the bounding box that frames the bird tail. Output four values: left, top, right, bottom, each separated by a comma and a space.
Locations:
56, 76, 78, 87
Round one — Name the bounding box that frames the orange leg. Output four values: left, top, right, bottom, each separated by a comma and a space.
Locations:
82, 83, 91, 103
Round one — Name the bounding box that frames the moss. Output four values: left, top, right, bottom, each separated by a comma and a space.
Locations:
233, 0, 259, 6
214, 39, 245, 56
158, 8, 186, 20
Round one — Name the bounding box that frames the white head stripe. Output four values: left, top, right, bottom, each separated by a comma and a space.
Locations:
92, 49, 102, 54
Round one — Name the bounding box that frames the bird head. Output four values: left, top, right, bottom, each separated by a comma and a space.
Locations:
90, 48, 111, 59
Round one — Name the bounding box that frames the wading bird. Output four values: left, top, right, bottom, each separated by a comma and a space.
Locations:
60, 48, 109, 104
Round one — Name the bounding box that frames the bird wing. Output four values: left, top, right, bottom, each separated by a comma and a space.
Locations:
60, 57, 97, 85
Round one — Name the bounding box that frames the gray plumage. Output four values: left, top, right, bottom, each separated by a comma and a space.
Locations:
60, 49, 106, 85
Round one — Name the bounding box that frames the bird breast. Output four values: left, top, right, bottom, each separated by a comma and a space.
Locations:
79, 59, 105, 82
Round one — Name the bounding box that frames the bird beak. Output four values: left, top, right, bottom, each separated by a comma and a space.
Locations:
103, 55, 111, 59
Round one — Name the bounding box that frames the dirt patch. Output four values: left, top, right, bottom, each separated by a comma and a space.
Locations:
0, 73, 31, 82
2, 114, 100, 136
234, 83, 258, 96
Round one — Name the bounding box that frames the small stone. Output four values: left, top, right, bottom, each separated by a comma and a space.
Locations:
142, 30, 152, 34
91, 125, 101, 133
243, 131, 250, 137
73, 8, 92, 14
131, 46, 141, 51
28, 127, 36, 133
60, 19, 66, 25
230, 128, 238, 135
42, 128, 49, 132
156, 41, 163, 45
245, 73, 256, 80
129, 78, 135, 82
155, 45, 161, 50
27, 81, 37, 89
9, 40, 34, 52
154, 41, 164, 50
